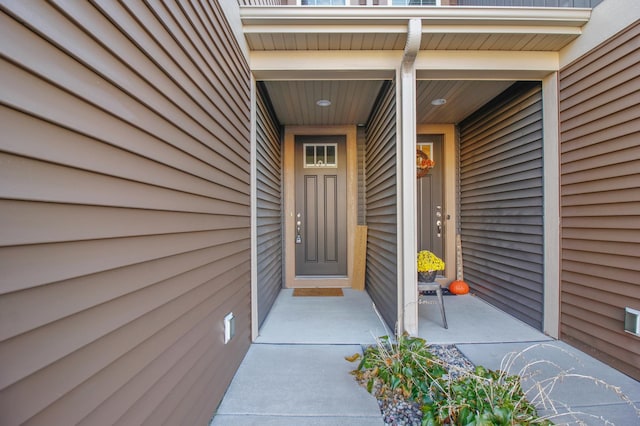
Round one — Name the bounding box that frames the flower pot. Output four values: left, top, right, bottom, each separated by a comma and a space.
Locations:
418, 270, 437, 283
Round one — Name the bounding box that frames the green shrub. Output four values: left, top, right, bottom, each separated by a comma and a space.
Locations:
422, 365, 552, 426
348, 334, 553, 426
349, 333, 446, 402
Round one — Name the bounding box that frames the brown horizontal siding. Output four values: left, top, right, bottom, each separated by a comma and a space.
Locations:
559, 20, 640, 380
0, 1, 251, 425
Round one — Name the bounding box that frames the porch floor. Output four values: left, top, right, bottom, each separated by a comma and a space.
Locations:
255, 288, 388, 345
212, 289, 640, 425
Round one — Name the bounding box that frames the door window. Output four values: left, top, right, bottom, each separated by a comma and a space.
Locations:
303, 143, 338, 168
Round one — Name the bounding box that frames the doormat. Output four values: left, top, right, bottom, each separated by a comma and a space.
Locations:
293, 288, 344, 297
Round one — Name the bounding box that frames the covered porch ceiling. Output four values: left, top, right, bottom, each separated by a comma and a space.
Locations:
243, 5, 590, 126
262, 79, 513, 125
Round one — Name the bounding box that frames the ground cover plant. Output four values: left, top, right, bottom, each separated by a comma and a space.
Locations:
423, 365, 550, 425
348, 334, 550, 425
348, 335, 640, 425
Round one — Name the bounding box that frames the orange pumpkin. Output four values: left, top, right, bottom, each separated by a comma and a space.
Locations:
449, 280, 469, 295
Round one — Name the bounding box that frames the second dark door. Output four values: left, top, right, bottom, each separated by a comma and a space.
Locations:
417, 134, 444, 260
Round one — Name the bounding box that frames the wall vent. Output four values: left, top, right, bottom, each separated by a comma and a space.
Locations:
224, 313, 235, 344
624, 307, 640, 337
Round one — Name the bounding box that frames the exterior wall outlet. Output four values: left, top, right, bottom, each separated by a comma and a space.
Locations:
624, 307, 640, 337
224, 313, 235, 344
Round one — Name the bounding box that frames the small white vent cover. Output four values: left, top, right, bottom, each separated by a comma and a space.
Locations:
624, 307, 640, 337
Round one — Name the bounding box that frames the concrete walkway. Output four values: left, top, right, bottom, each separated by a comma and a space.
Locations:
212, 290, 640, 425
212, 344, 383, 425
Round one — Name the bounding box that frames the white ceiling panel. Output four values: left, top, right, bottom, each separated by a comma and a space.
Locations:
263, 80, 386, 125
261, 79, 514, 126
416, 80, 513, 124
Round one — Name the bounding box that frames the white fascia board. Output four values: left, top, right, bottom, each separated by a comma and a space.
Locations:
421, 25, 582, 35
244, 24, 580, 36
240, 6, 590, 28
243, 24, 407, 34
250, 50, 399, 80
415, 51, 559, 74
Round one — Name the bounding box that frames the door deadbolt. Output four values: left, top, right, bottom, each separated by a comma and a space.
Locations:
296, 213, 302, 244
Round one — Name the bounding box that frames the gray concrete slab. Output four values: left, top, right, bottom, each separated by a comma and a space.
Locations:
458, 341, 640, 425
418, 293, 553, 344
212, 415, 383, 425
211, 289, 640, 425
256, 289, 389, 345
211, 344, 383, 425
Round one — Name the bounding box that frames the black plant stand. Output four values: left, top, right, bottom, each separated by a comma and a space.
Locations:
417, 281, 448, 329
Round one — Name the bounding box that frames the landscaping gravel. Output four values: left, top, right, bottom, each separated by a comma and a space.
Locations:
377, 344, 475, 426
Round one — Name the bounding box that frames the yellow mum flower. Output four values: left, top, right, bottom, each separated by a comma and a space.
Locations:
417, 250, 445, 272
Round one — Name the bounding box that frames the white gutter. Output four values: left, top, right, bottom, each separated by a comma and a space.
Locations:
397, 18, 421, 336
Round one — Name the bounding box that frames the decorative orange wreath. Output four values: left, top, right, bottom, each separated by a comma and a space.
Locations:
416, 149, 435, 178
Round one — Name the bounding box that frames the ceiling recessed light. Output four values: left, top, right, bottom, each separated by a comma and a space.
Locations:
316, 99, 331, 107
431, 98, 447, 106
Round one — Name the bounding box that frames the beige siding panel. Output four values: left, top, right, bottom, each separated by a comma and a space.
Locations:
559, 21, 640, 380
0, 1, 252, 425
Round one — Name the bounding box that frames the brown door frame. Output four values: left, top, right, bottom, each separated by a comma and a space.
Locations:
283, 125, 357, 288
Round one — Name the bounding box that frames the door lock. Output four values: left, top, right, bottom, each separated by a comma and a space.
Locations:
296, 214, 302, 244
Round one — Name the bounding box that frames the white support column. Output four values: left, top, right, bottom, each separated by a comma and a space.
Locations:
398, 19, 421, 336
543, 72, 560, 339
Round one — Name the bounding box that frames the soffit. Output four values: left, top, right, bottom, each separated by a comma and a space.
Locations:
260, 79, 514, 126
262, 80, 385, 125
241, 6, 590, 52
416, 80, 513, 124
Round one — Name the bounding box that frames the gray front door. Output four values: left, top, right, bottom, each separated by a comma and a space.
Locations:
294, 135, 347, 276
417, 134, 444, 260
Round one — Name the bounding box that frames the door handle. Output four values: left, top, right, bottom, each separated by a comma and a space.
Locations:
436, 220, 442, 238
296, 213, 302, 244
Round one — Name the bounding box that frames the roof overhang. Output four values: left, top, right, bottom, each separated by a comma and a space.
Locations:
240, 6, 591, 52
